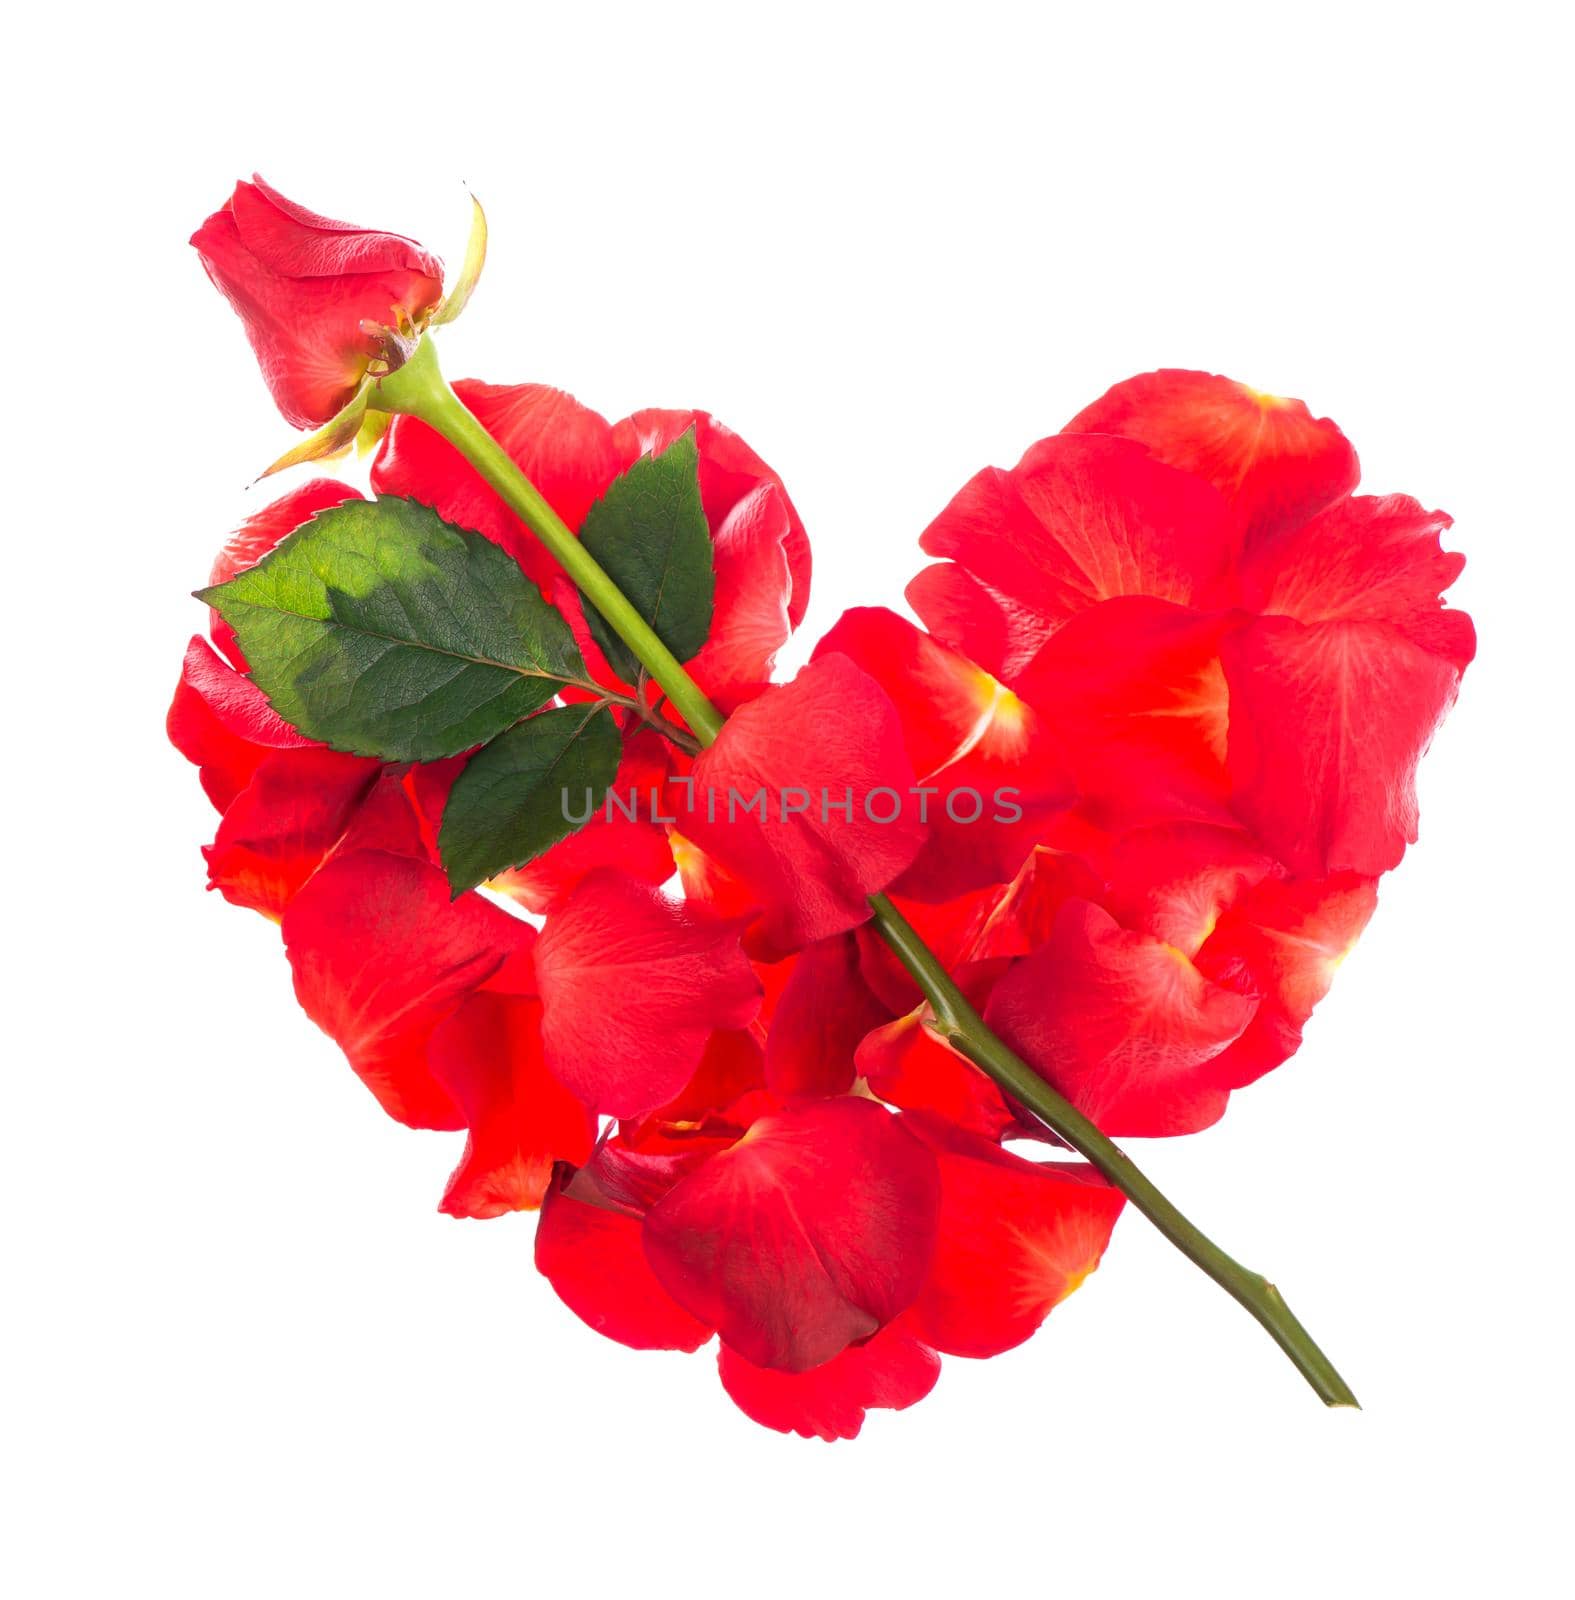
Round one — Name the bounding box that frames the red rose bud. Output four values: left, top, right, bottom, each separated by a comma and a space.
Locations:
192, 176, 446, 429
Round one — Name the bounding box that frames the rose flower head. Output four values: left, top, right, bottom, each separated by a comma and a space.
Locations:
192, 176, 481, 432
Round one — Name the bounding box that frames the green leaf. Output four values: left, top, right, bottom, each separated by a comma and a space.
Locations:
438, 704, 622, 895
200, 498, 587, 761
578, 429, 713, 682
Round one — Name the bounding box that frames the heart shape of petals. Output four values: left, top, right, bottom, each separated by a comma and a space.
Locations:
172, 254, 1481, 1440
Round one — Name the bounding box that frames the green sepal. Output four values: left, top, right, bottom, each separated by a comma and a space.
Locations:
258, 381, 371, 479
430, 195, 487, 328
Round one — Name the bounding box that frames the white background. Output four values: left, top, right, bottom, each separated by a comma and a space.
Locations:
6, 3, 1570, 1595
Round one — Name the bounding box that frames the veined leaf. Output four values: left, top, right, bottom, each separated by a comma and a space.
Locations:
439, 704, 622, 895
579, 430, 713, 681
201, 497, 587, 761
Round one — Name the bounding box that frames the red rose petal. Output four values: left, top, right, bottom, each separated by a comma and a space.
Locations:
1016, 598, 1238, 829
624, 1028, 768, 1150
427, 992, 596, 1218
679, 654, 927, 954
332, 769, 435, 863
856, 1010, 1015, 1141
282, 850, 534, 1130
533, 869, 761, 1119
669, 830, 766, 933
1238, 491, 1477, 698
904, 1116, 1124, 1358
854, 887, 1009, 1013
579, 1137, 715, 1212
535, 1159, 714, 1352
1096, 822, 1278, 958
906, 560, 1049, 685
814, 608, 1075, 898
1196, 872, 1379, 1088
717, 1324, 940, 1441
1222, 615, 1466, 877
764, 934, 890, 1099
167, 634, 314, 811
815, 608, 994, 776
963, 842, 1109, 961
494, 814, 676, 916
916, 433, 1236, 667
985, 900, 1259, 1136
643, 1098, 940, 1372
233, 176, 442, 281
1064, 369, 1359, 548
203, 747, 381, 920
689, 482, 795, 711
